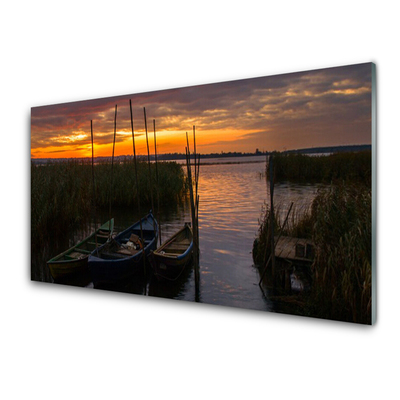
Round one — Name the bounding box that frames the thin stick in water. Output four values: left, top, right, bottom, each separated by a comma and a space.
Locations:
129, 99, 146, 275
153, 119, 161, 246
109, 105, 117, 238
185, 144, 199, 291
269, 154, 275, 282
143, 107, 156, 239
91, 120, 98, 246
258, 201, 294, 286
90, 120, 96, 216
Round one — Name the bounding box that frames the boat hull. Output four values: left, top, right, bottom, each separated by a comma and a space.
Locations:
89, 213, 158, 286
47, 219, 114, 282
151, 224, 193, 281
48, 258, 89, 281
151, 252, 193, 280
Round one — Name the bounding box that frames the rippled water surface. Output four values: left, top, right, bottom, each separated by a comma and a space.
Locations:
36, 156, 320, 312
187, 158, 317, 310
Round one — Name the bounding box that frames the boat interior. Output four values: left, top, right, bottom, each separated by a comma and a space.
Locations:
94, 229, 155, 260
157, 227, 192, 256
58, 229, 112, 261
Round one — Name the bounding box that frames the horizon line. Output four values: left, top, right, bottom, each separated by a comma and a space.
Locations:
31, 144, 372, 160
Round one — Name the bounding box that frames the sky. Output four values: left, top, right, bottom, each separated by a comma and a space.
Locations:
31, 63, 372, 159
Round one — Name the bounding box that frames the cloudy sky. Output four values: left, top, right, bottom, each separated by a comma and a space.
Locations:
31, 63, 372, 159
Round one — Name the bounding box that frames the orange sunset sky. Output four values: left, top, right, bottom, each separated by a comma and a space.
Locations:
31, 63, 372, 159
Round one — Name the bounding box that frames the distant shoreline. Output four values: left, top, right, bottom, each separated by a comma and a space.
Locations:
187, 159, 266, 166
31, 144, 371, 165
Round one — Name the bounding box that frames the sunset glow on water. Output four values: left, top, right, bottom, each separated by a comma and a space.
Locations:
31, 63, 372, 160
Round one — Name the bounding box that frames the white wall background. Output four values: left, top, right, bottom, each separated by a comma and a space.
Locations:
1, 1, 398, 399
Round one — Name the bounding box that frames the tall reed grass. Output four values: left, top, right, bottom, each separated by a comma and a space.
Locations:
309, 184, 371, 324
253, 182, 372, 324
271, 151, 371, 185
92, 158, 186, 207
31, 159, 187, 251
252, 203, 313, 267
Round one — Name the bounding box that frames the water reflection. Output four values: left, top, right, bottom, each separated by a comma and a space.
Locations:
192, 159, 318, 311
34, 156, 319, 313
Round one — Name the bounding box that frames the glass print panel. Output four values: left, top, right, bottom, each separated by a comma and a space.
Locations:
31, 62, 375, 324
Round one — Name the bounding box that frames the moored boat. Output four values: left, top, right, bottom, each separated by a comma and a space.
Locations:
88, 213, 158, 286
150, 223, 193, 281
47, 219, 114, 282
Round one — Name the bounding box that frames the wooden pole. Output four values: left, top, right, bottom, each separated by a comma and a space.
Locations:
195, 194, 200, 247
129, 100, 146, 275
153, 119, 162, 246
195, 154, 200, 241
192, 127, 197, 199
109, 105, 117, 239
185, 147, 196, 231
186, 131, 190, 154
91, 120, 95, 211
143, 108, 157, 240
269, 154, 276, 284
186, 132, 200, 293
91, 120, 98, 247
193, 126, 200, 246
259, 202, 293, 286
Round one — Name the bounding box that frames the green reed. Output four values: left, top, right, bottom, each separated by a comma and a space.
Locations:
31, 159, 187, 251
253, 182, 372, 324
252, 202, 313, 266
92, 158, 186, 207
270, 151, 371, 186
309, 183, 371, 324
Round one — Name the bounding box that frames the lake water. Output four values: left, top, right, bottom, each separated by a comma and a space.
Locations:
171, 156, 318, 311
35, 156, 319, 312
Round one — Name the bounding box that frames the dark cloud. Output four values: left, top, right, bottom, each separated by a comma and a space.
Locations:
31, 63, 372, 155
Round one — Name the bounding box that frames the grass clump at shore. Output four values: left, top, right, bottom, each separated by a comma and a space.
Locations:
252, 203, 313, 267
31, 159, 187, 251
92, 158, 186, 208
253, 182, 372, 325
270, 150, 371, 186
31, 161, 92, 251
309, 183, 371, 324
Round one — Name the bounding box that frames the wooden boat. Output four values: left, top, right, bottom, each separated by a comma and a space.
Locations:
88, 213, 158, 286
47, 219, 114, 282
150, 223, 193, 281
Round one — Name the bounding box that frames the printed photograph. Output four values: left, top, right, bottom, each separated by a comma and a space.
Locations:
31, 62, 374, 324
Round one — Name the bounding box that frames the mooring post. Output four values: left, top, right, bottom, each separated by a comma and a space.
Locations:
91, 120, 98, 247
193, 126, 200, 243
129, 100, 146, 276
91, 120, 95, 215
259, 202, 293, 286
153, 119, 162, 246
109, 105, 117, 240
185, 133, 200, 297
144, 108, 155, 223
269, 153, 276, 286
